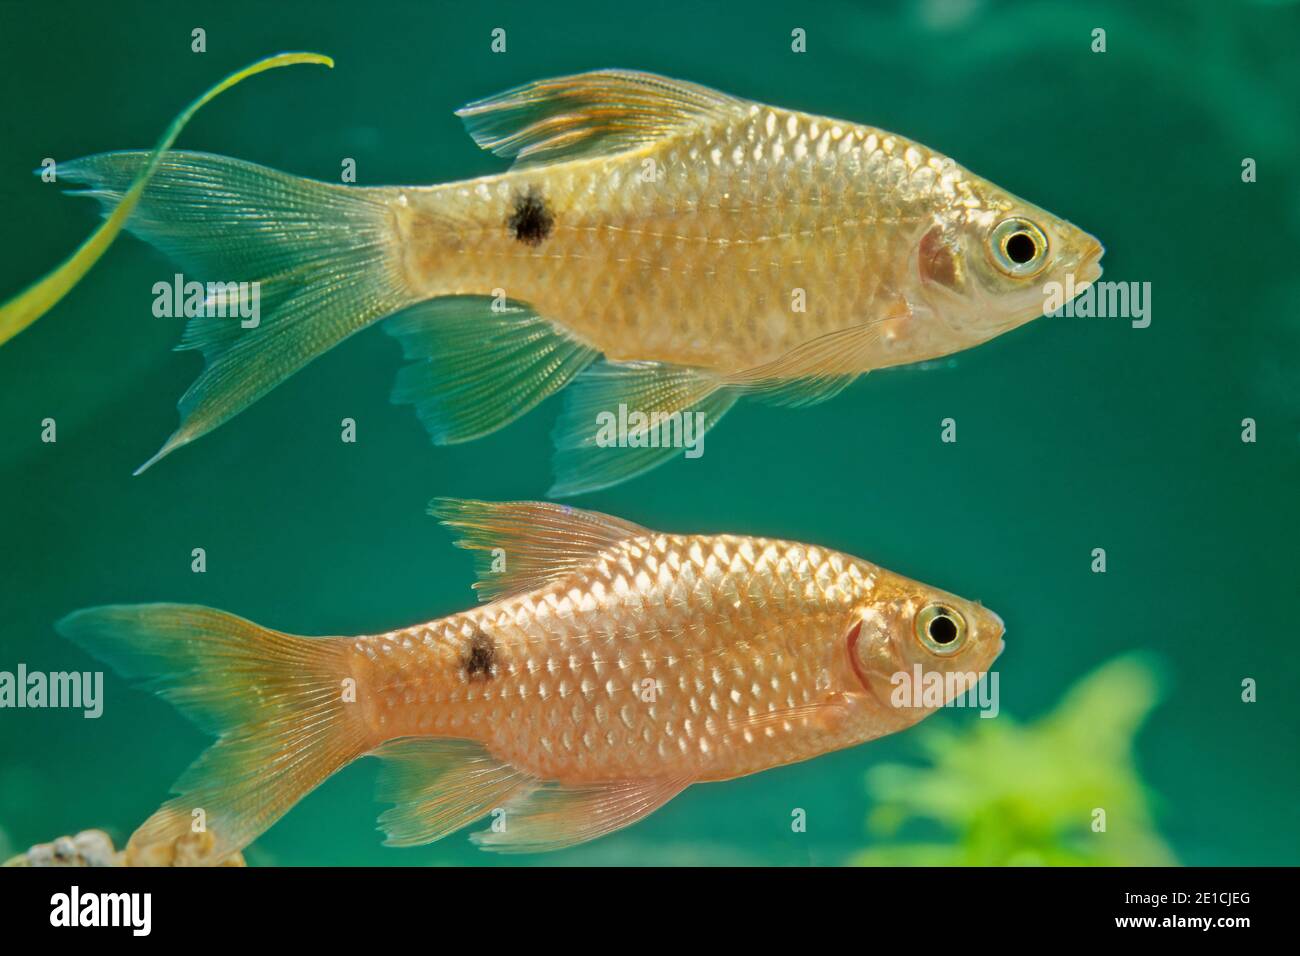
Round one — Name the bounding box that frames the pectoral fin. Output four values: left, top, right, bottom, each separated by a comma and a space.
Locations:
726, 694, 855, 735
724, 316, 896, 408
471, 776, 692, 853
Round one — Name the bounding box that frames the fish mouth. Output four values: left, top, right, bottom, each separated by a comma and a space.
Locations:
988, 609, 1006, 659
1073, 236, 1105, 288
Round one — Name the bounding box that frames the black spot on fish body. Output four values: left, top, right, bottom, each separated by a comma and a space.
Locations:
507, 188, 554, 246
463, 630, 496, 681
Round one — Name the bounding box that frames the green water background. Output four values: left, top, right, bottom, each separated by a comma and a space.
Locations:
0, 0, 1296, 865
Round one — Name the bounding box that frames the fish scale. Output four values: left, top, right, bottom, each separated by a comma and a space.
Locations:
41, 76, 1052, 860
396, 107, 936, 369
61, 499, 1004, 856
356, 533, 903, 781
45, 69, 1100, 489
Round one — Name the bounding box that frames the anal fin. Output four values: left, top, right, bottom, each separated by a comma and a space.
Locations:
547, 314, 899, 494
550, 361, 737, 497
386, 296, 597, 444
372, 738, 536, 847
471, 776, 692, 854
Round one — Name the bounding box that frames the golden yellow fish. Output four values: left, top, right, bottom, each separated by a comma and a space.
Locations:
59, 498, 1004, 861
46, 69, 1102, 491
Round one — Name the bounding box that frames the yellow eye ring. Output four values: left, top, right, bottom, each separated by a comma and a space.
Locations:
915, 604, 967, 656
988, 217, 1049, 277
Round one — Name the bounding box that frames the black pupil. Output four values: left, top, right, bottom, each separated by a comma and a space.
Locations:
928, 614, 958, 645
1005, 231, 1037, 264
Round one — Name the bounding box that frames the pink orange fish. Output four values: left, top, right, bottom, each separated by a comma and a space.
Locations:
61, 498, 1004, 861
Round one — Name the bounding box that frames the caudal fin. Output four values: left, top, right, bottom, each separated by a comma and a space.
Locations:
57, 151, 413, 472
57, 604, 367, 864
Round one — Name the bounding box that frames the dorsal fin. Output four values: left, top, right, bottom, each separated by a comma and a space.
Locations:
455, 69, 750, 168
429, 498, 651, 602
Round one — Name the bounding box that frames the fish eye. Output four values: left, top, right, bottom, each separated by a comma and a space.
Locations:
988, 217, 1048, 277
915, 603, 967, 656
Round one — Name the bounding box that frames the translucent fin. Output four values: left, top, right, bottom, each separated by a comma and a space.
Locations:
372, 738, 537, 847
0, 52, 332, 348
456, 69, 750, 168
385, 297, 597, 445
549, 361, 737, 497
429, 497, 650, 602
470, 776, 691, 853
57, 150, 411, 472
724, 318, 892, 408
726, 694, 854, 734
748, 372, 859, 408
56, 604, 365, 865
546, 319, 894, 493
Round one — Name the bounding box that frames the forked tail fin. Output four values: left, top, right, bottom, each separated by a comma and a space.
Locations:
0, 52, 333, 348
57, 604, 368, 865
57, 151, 413, 472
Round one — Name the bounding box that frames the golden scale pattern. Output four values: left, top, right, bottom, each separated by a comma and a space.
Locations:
393, 103, 988, 372
351, 534, 885, 782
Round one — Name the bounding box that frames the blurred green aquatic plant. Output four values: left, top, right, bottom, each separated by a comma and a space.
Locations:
852, 655, 1175, 866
